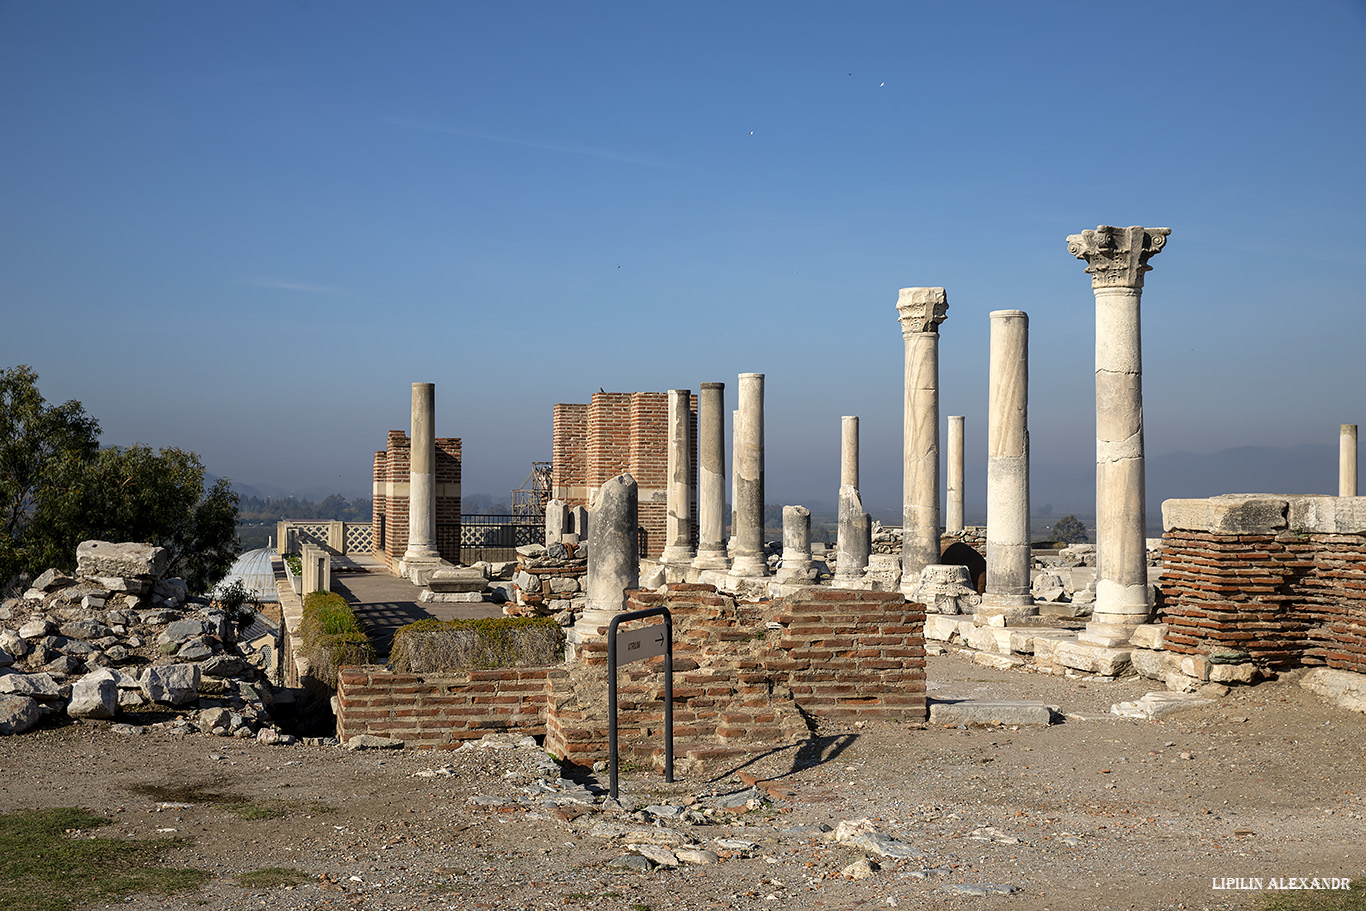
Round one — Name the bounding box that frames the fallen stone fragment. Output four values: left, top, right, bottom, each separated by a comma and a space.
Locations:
833, 818, 877, 842
675, 848, 719, 865
1300, 668, 1366, 714
606, 854, 653, 873
782, 824, 832, 837
68, 672, 118, 719
0, 694, 41, 734
1110, 692, 1214, 720
76, 540, 170, 580
627, 844, 679, 867
712, 838, 759, 856
842, 857, 878, 879
943, 883, 1020, 895
929, 700, 1054, 727
0, 672, 62, 701
846, 832, 920, 859
140, 664, 200, 706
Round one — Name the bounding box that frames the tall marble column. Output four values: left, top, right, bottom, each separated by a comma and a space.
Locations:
728, 408, 740, 560
980, 311, 1034, 618
693, 382, 729, 570
946, 415, 965, 534
660, 389, 696, 566
1067, 225, 1170, 646
1341, 424, 1358, 497
402, 382, 440, 573
836, 416, 870, 581
573, 473, 640, 645
897, 287, 948, 593
730, 373, 768, 578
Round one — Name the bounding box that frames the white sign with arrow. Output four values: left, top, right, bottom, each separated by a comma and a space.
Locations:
616, 623, 667, 664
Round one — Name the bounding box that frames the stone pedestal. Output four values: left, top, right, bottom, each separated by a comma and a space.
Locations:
570, 506, 588, 545
571, 474, 639, 649
693, 382, 729, 570
660, 389, 696, 566
401, 382, 441, 578
776, 505, 817, 583
729, 373, 769, 578
896, 287, 948, 594
1342, 424, 1358, 497
980, 311, 1035, 620
1067, 225, 1169, 646
946, 415, 965, 534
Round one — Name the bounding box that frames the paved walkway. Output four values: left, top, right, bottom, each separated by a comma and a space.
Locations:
332, 557, 502, 660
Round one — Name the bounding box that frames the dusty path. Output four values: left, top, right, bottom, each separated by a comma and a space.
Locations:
0, 655, 1361, 911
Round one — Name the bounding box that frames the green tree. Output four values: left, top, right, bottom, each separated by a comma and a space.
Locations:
2, 367, 239, 594
1050, 514, 1089, 544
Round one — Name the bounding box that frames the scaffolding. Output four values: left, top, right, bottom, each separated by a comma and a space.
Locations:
512, 461, 552, 519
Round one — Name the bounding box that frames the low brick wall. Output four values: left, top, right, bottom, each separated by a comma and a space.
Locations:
336, 586, 926, 763
336, 666, 564, 748
1160, 495, 1366, 673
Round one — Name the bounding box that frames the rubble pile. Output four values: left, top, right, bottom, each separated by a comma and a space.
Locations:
0, 540, 291, 742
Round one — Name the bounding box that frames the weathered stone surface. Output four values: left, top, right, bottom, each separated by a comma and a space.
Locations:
929, 700, 1053, 726
1131, 647, 1180, 681
346, 734, 404, 751
1300, 668, 1366, 714
153, 578, 189, 604
68, 671, 118, 718
1208, 663, 1256, 684
159, 619, 211, 645
1129, 624, 1167, 650
0, 672, 62, 701
18, 619, 54, 639
429, 568, 488, 593
139, 664, 200, 706
76, 541, 170, 580
912, 564, 978, 615
1054, 642, 1132, 676
1110, 691, 1214, 720
0, 694, 41, 734
627, 844, 678, 867
32, 569, 74, 592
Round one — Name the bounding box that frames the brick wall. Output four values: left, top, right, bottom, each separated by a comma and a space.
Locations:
553, 390, 697, 559
1159, 495, 1366, 674
371, 430, 463, 570
336, 586, 926, 764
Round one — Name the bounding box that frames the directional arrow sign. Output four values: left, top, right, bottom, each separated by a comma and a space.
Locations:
616, 622, 667, 664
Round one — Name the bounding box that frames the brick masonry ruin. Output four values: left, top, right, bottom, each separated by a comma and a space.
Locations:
552, 392, 697, 560
336, 586, 926, 765
371, 430, 462, 571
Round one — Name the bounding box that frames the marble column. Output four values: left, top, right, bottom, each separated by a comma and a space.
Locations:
402, 382, 440, 573
660, 389, 696, 566
980, 310, 1034, 618
573, 473, 640, 645
776, 505, 815, 583
836, 416, 870, 581
693, 382, 729, 570
730, 373, 768, 578
896, 287, 948, 594
569, 506, 589, 545
1067, 225, 1170, 646
1341, 424, 1358, 497
728, 408, 740, 560
946, 416, 965, 535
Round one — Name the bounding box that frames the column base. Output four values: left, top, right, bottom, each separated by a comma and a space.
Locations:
775, 561, 818, 584
690, 548, 730, 571
976, 593, 1036, 623
728, 554, 769, 579
659, 546, 696, 565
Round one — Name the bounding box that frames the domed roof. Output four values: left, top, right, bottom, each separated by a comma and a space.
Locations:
213, 545, 279, 604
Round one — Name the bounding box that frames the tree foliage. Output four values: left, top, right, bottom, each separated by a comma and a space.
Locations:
1, 366, 239, 594
1050, 514, 1089, 544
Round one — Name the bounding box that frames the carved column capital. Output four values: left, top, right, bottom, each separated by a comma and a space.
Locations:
1066, 225, 1170, 289
896, 287, 948, 336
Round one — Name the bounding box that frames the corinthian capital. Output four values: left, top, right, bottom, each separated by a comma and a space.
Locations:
1066, 225, 1170, 289
896, 287, 948, 335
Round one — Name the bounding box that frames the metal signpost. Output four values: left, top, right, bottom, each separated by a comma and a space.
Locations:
606, 605, 674, 800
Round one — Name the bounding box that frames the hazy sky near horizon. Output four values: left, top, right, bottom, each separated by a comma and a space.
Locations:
3, 2, 1364, 513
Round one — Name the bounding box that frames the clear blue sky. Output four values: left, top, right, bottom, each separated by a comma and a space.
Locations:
3, 2, 1363, 515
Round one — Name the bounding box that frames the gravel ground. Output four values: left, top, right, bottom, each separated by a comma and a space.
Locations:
0, 654, 1361, 911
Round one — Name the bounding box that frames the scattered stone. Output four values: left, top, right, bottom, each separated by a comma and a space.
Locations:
18, 619, 54, 640
833, 818, 877, 842
345, 734, 404, 751
140, 664, 201, 706
67, 671, 118, 718
606, 854, 653, 873
0, 694, 41, 734
76, 541, 170, 580
1110, 692, 1215, 720
845, 832, 920, 859
627, 844, 678, 867
675, 848, 719, 865
1300, 668, 1366, 714
713, 838, 759, 856
842, 857, 879, 879
0, 672, 63, 702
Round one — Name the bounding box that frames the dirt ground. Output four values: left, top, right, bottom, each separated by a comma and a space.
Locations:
0, 654, 1361, 911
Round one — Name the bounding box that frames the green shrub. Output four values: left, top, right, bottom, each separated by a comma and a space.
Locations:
284, 553, 302, 577
301, 591, 374, 687
390, 617, 564, 673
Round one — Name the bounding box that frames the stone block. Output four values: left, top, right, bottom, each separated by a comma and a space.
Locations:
1129, 624, 1167, 650
966, 626, 1013, 655
1130, 647, 1179, 681
1030, 634, 1078, 665
1208, 663, 1255, 685
0, 694, 41, 734
972, 652, 1026, 671
1110, 691, 1214, 720
0, 672, 62, 701
924, 615, 972, 643
1180, 655, 1209, 681
68, 671, 118, 719
1300, 668, 1366, 714
140, 664, 200, 706
1054, 642, 1132, 676
1161, 496, 1288, 535
429, 568, 488, 593
76, 541, 171, 580
929, 700, 1053, 726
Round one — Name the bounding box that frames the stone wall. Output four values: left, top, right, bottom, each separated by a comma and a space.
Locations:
551, 391, 696, 560
335, 586, 926, 764
1159, 495, 1366, 674
371, 431, 462, 570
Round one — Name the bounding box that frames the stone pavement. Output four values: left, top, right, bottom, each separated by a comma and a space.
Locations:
331, 558, 501, 660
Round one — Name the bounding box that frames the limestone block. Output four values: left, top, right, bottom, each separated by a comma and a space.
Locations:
924, 615, 972, 643
1300, 668, 1366, 714
1129, 624, 1167, 650
1208, 663, 1255, 685
68, 671, 118, 719
1110, 691, 1214, 720
76, 541, 171, 580
1161, 496, 1288, 535
0, 694, 41, 734
1130, 647, 1179, 681
1180, 655, 1209, 681
1054, 642, 1132, 677
967, 626, 1013, 655
159, 618, 212, 645
429, 568, 488, 593
1164, 671, 1199, 693
929, 700, 1053, 726
32, 569, 74, 592
972, 652, 1026, 671
0, 672, 62, 701
549, 577, 580, 595
1030, 634, 1078, 665
18, 619, 53, 640
140, 664, 201, 706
